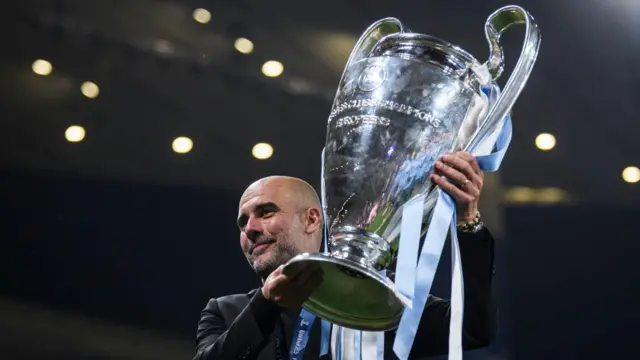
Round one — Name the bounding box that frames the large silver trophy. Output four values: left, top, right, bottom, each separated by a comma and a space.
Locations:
286, 5, 540, 331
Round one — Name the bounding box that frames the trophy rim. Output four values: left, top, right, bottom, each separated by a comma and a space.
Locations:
374, 32, 480, 69
285, 252, 405, 331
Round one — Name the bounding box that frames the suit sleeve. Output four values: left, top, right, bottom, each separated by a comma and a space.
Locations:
388, 227, 498, 358
194, 289, 282, 360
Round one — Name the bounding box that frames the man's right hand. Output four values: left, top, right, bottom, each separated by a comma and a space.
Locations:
261, 262, 324, 308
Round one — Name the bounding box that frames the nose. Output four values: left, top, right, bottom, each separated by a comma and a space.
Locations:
244, 215, 262, 242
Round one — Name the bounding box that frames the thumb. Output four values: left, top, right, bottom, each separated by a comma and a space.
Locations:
270, 264, 284, 278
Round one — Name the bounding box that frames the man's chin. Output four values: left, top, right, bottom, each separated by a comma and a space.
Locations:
253, 254, 295, 278
253, 254, 277, 276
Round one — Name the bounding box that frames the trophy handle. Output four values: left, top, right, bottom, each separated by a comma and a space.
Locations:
464, 5, 541, 153
331, 18, 405, 106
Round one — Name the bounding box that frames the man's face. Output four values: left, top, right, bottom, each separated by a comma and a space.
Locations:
237, 181, 309, 279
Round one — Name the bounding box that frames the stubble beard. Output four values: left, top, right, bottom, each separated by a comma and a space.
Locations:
251, 237, 299, 280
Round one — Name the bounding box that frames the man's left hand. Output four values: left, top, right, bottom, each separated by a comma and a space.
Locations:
430, 151, 483, 225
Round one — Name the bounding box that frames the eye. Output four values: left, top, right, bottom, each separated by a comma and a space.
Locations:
256, 204, 279, 218
237, 215, 248, 230
258, 207, 276, 218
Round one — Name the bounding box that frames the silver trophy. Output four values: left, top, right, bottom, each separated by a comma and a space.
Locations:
285, 5, 540, 331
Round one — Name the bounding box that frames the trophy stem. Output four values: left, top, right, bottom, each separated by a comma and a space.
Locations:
329, 226, 391, 272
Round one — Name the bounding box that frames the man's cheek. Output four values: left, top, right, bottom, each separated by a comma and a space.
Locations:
240, 237, 250, 254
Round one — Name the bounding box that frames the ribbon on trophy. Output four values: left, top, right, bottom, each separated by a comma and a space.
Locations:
392, 81, 512, 360
287, 81, 512, 360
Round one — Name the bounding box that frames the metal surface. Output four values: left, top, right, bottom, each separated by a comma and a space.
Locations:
286, 253, 404, 330
286, 5, 541, 331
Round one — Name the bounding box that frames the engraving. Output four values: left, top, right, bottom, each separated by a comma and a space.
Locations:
358, 65, 387, 92
334, 115, 391, 128
329, 98, 441, 127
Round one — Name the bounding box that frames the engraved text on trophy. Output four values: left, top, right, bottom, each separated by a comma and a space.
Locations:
329, 99, 441, 128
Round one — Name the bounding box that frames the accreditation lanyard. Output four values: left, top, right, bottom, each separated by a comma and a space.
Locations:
275, 309, 317, 360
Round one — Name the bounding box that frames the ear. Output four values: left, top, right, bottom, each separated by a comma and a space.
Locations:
303, 207, 322, 234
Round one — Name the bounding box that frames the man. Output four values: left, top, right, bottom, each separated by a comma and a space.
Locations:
194, 151, 497, 359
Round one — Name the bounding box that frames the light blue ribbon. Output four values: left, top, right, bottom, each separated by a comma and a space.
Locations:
393, 84, 512, 360
396, 194, 426, 303
320, 318, 331, 356
336, 327, 343, 359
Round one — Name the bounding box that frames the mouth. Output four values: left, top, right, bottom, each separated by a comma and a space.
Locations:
251, 239, 275, 255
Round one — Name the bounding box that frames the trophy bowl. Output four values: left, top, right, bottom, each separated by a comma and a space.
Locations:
285, 5, 540, 331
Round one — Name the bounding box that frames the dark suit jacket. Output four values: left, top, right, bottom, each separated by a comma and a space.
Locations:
194, 228, 497, 360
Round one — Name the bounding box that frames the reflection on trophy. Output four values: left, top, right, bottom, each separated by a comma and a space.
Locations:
285, 5, 541, 331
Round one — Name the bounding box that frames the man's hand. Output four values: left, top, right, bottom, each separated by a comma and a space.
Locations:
430, 151, 484, 224
261, 262, 324, 308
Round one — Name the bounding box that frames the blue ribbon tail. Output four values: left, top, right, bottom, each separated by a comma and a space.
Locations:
320, 319, 331, 356
354, 331, 362, 360
393, 189, 455, 359
336, 326, 343, 359
396, 194, 426, 305
377, 332, 385, 360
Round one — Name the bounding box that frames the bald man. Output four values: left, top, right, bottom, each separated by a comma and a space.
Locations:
194, 152, 497, 360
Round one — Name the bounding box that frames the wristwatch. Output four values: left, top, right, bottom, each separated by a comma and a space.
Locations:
457, 211, 484, 233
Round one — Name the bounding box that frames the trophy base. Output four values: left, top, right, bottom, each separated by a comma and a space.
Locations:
284, 252, 406, 331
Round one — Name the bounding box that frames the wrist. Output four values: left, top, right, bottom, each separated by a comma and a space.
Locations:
456, 210, 477, 225
457, 211, 483, 233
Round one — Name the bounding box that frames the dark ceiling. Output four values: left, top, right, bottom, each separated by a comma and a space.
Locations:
1, 0, 638, 203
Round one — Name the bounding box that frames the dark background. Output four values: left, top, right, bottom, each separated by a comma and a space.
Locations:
0, 0, 638, 359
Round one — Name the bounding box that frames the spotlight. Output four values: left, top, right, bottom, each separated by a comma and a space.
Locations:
65, 125, 85, 143
234, 38, 254, 54
622, 166, 640, 184
252, 143, 273, 160
81, 81, 100, 98
261, 61, 283, 77
535, 133, 556, 151
193, 8, 211, 24
32, 59, 52, 76
172, 136, 193, 154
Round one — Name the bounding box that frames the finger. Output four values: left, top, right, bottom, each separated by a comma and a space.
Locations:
433, 161, 480, 198
431, 174, 474, 203
433, 169, 480, 198
269, 273, 291, 288
454, 152, 482, 175
282, 261, 307, 279
441, 154, 476, 180
264, 272, 290, 301
434, 160, 469, 187
271, 264, 284, 277
441, 154, 482, 188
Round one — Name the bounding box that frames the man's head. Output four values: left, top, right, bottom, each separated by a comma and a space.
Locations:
237, 176, 322, 280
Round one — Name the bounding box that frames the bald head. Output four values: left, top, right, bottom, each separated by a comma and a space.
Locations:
237, 176, 323, 279
240, 176, 321, 212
